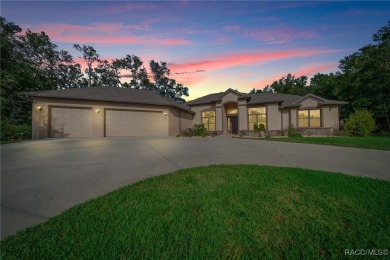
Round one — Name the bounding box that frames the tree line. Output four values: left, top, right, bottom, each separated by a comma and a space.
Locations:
0, 17, 189, 126
250, 21, 390, 132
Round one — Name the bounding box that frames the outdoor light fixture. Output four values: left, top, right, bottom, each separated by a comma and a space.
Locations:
164, 112, 167, 116
96, 109, 100, 113
37, 106, 42, 111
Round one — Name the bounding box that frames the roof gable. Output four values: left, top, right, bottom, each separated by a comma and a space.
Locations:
293, 93, 326, 104
216, 88, 247, 99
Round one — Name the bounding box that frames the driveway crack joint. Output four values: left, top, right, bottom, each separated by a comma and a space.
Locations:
273, 148, 292, 166
142, 141, 181, 169
1, 204, 49, 220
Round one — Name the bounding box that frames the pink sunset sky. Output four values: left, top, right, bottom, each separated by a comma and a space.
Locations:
2, 1, 390, 100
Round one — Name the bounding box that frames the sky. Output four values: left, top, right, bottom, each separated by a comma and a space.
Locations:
2, 1, 390, 100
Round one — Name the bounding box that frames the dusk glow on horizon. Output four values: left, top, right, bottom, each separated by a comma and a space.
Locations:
2, 1, 389, 100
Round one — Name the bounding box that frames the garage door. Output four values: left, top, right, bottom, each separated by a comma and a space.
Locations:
50, 107, 92, 138
105, 109, 166, 137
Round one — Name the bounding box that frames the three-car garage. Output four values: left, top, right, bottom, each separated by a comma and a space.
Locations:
24, 87, 194, 139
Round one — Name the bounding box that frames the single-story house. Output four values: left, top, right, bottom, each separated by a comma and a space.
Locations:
22, 87, 194, 139
23, 87, 347, 139
186, 88, 348, 136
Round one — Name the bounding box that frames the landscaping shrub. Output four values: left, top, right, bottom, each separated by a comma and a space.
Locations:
0, 118, 31, 141
344, 110, 376, 137
192, 124, 207, 137
254, 123, 266, 132
287, 125, 302, 137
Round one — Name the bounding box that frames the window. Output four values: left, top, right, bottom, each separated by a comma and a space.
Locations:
226, 108, 238, 115
201, 110, 216, 131
248, 107, 266, 130
298, 109, 321, 127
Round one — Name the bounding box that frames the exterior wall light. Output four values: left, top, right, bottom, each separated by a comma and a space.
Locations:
96, 109, 100, 113
37, 106, 42, 111
164, 112, 167, 116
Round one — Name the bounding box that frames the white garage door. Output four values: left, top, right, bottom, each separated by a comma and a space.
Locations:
105, 109, 166, 137
50, 107, 92, 138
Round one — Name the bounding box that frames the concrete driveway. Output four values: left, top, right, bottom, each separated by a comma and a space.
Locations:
1, 136, 389, 239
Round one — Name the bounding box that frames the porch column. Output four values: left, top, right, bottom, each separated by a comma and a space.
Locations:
216, 102, 222, 132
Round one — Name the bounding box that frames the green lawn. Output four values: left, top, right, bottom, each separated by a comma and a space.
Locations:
1, 165, 389, 259
262, 136, 390, 150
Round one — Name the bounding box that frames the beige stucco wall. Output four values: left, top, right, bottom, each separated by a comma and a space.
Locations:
190, 104, 215, 125
168, 108, 194, 136
282, 110, 290, 130
221, 92, 239, 104
32, 97, 189, 139
300, 97, 319, 108
238, 105, 247, 130
322, 106, 339, 128
290, 108, 298, 128
267, 103, 281, 131
216, 103, 223, 132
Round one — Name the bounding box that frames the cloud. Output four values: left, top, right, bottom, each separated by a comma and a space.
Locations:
214, 36, 230, 45
255, 17, 281, 21
246, 63, 339, 89
169, 49, 339, 75
339, 8, 390, 17
225, 25, 319, 44
27, 22, 191, 46
175, 70, 205, 75
101, 3, 159, 14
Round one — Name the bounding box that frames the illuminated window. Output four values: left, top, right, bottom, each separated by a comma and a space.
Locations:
226, 108, 238, 115
201, 110, 216, 131
299, 109, 321, 127
248, 107, 266, 130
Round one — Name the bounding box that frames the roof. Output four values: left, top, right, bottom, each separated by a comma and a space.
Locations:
186, 88, 250, 106
186, 89, 347, 108
20, 87, 194, 113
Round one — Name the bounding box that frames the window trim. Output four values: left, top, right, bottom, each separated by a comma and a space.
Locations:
247, 106, 267, 131
298, 109, 322, 128
201, 109, 216, 131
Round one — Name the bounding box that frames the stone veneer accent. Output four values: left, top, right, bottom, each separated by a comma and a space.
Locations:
239, 127, 333, 137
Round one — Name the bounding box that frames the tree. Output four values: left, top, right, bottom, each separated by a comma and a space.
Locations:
149, 60, 189, 102
250, 74, 310, 96
249, 88, 264, 94
149, 60, 170, 95
269, 74, 309, 95
339, 20, 390, 131
1, 17, 80, 124
94, 60, 120, 87
310, 73, 342, 100
120, 55, 145, 89
73, 44, 100, 88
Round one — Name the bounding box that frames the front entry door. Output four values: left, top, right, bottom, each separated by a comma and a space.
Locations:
228, 116, 238, 134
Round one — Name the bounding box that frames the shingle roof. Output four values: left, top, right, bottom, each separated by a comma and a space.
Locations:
247, 92, 303, 107
20, 87, 194, 113
186, 92, 224, 105
186, 89, 347, 108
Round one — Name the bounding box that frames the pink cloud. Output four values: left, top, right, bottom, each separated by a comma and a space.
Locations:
246, 63, 339, 89
28, 22, 191, 46
174, 73, 208, 87
169, 49, 339, 75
